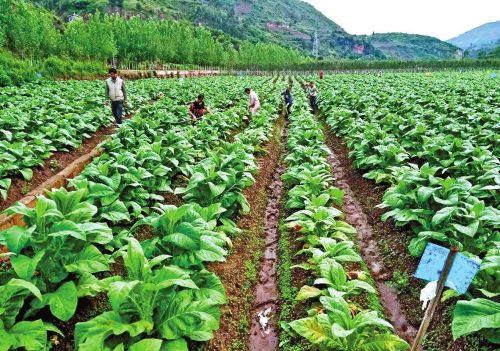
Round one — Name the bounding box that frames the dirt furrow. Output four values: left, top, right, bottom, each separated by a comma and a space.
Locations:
324, 132, 418, 344
204, 115, 286, 351
248, 158, 287, 351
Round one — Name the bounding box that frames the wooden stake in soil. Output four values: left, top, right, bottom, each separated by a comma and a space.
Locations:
410, 247, 459, 351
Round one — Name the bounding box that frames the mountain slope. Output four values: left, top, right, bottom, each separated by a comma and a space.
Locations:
368, 33, 464, 60
448, 21, 500, 56
33, 0, 461, 60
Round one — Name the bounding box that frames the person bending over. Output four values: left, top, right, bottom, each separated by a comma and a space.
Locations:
189, 94, 211, 121
245, 88, 260, 114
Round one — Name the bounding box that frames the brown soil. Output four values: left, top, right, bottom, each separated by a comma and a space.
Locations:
204, 115, 286, 351
162, 192, 186, 208
0, 124, 117, 212
248, 160, 286, 351
321, 121, 420, 343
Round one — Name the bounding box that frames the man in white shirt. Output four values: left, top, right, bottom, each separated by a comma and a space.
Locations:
245, 88, 260, 114
105, 68, 128, 124
307, 81, 318, 114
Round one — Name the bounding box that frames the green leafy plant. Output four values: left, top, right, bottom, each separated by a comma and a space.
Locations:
0, 188, 113, 321
295, 258, 375, 301
75, 238, 224, 351
134, 204, 231, 269
0, 278, 62, 351
289, 295, 409, 350
452, 298, 500, 343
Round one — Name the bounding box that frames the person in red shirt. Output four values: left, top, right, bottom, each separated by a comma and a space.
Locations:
319, 71, 324, 79
188, 94, 211, 121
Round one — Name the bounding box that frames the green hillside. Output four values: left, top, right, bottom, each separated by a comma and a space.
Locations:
366, 33, 464, 60
32, 0, 461, 60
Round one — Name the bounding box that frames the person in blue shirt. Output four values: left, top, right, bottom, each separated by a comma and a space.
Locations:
281, 86, 293, 116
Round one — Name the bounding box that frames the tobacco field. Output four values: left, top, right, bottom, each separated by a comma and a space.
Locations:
0, 71, 498, 351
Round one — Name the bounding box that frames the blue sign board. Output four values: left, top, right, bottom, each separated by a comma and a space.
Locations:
414, 243, 480, 295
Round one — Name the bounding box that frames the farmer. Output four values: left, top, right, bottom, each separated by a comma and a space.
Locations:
281, 85, 293, 116
319, 71, 324, 79
104, 68, 127, 124
307, 82, 318, 113
245, 88, 260, 114
188, 94, 211, 121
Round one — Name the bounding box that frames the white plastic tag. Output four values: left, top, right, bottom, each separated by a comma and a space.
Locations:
420, 281, 438, 310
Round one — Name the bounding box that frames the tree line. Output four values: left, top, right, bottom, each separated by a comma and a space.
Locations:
0, 0, 305, 69
0, 0, 497, 84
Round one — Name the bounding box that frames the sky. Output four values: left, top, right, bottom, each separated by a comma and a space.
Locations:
302, 0, 500, 40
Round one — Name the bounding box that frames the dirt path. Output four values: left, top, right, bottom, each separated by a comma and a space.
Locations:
204, 115, 287, 351
248, 154, 287, 350
321, 122, 418, 344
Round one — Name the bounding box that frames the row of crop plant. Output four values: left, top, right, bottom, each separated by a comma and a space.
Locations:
315, 73, 499, 344
0, 76, 281, 350
278, 86, 410, 351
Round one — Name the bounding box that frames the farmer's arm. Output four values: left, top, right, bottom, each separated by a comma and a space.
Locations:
122, 81, 127, 101
188, 103, 196, 119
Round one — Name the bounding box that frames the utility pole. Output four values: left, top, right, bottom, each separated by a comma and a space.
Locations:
312, 31, 319, 58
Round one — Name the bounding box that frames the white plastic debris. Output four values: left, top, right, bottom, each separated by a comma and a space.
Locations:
420, 281, 438, 310
257, 307, 272, 334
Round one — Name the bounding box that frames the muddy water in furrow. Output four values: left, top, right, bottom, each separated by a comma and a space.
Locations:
248, 126, 288, 351
326, 148, 418, 343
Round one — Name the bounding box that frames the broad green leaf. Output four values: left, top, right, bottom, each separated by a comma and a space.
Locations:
108, 281, 140, 310
160, 338, 188, 351
65, 245, 109, 274
208, 182, 225, 197
11, 251, 45, 280
49, 220, 86, 240
190, 270, 226, 305
431, 207, 455, 226
156, 294, 220, 342
129, 339, 163, 351
76, 311, 153, 351
123, 238, 147, 280
452, 298, 500, 340
289, 317, 328, 344
0, 226, 33, 254
416, 186, 435, 203
296, 285, 322, 301
347, 280, 376, 294
451, 221, 479, 238
20, 169, 33, 181
8, 320, 47, 350
29, 281, 78, 321
8, 278, 42, 300
358, 333, 410, 350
